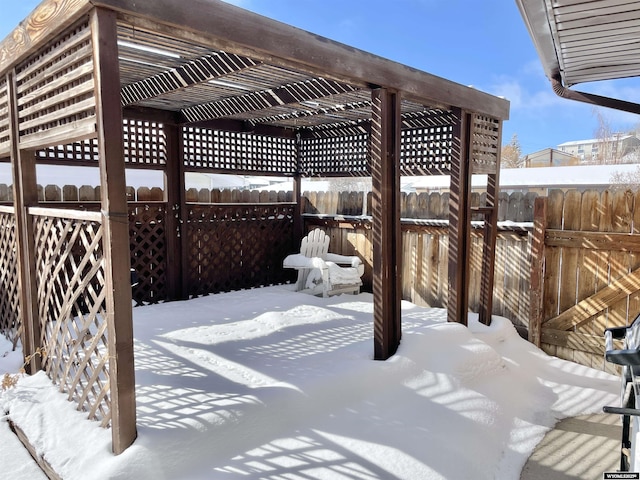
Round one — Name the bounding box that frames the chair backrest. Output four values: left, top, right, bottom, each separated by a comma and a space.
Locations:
300, 229, 330, 260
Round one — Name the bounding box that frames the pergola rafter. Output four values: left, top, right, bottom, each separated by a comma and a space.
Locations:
121, 51, 260, 106
181, 77, 360, 123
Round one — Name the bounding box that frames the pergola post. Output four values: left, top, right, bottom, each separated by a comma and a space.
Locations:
448, 109, 472, 325
371, 88, 402, 360
293, 133, 304, 246
477, 140, 501, 325
8, 70, 40, 371
91, 7, 137, 454
164, 122, 186, 300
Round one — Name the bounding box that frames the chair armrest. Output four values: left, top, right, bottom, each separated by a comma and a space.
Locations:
605, 345, 640, 366
325, 253, 361, 267
283, 254, 327, 269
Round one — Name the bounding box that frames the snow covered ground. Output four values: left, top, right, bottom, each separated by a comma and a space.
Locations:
0, 287, 619, 479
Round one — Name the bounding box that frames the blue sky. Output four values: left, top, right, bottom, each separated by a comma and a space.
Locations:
2, 0, 639, 155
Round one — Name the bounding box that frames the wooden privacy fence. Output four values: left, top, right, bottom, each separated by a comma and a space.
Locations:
0, 184, 537, 221
23, 201, 297, 306
303, 216, 532, 333
1, 186, 536, 321
530, 189, 640, 373
9, 185, 636, 375
0, 183, 294, 204
303, 189, 538, 222
185, 203, 295, 296
129, 201, 295, 303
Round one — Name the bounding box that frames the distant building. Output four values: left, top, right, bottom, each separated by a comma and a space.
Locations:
521, 148, 578, 168
557, 135, 640, 164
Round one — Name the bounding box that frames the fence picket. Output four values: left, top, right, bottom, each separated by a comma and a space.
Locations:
79, 185, 97, 201
608, 190, 635, 329
578, 190, 601, 340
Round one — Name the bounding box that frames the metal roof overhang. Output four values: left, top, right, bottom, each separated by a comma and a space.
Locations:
516, 0, 640, 114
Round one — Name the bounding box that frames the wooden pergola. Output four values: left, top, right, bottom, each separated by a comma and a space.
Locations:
0, 0, 509, 453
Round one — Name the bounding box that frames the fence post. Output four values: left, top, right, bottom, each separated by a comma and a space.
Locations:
529, 196, 547, 347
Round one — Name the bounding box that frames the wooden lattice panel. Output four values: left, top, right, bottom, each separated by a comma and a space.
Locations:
186, 204, 295, 296
182, 127, 297, 174
471, 114, 500, 174
0, 207, 21, 348
0, 77, 9, 157
36, 138, 98, 164
300, 133, 370, 177
129, 204, 168, 305
123, 119, 167, 167
400, 125, 454, 175
35, 120, 167, 166
15, 20, 96, 150
32, 210, 111, 426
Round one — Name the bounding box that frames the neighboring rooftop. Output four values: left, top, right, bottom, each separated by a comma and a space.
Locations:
558, 135, 638, 147
407, 163, 640, 192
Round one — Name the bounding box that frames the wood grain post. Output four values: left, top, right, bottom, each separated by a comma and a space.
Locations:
478, 171, 499, 326
293, 133, 303, 245
8, 69, 41, 371
371, 88, 402, 360
164, 121, 186, 300
91, 7, 137, 454
447, 109, 472, 325
478, 119, 503, 326
529, 196, 547, 347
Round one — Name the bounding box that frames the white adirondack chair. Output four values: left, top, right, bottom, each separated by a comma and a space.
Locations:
283, 229, 364, 297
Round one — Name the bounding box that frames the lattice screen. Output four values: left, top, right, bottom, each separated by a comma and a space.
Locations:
400, 126, 453, 175
0, 77, 9, 157
300, 133, 369, 177
470, 114, 500, 174
36, 119, 167, 166
129, 204, 168, 305
0, 208, 21, 348
182, 127, 297, 174
32, 210, 111, 426
123, 119, 167, 167
36, 139, 99, 164
186, 204, 295, 296
15, 20, 96, 150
